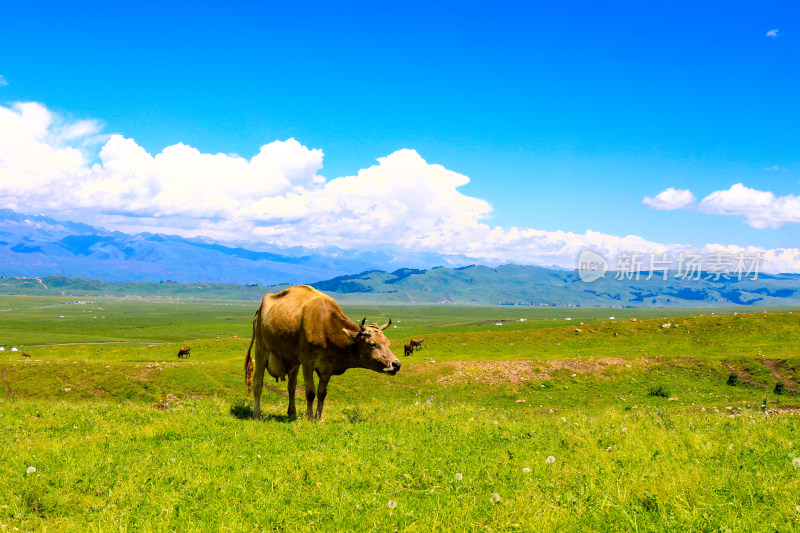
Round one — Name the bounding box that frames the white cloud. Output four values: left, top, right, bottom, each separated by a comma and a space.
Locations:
1, 101, 799, 273
697, 183, 800, 229
643, 188, 697, 210
0, 75, 7, 87
766, 29, 779, 37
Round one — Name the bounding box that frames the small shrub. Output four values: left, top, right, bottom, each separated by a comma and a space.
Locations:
774, 382, 786, 395
727, 373, 738, 386
647, 385, 670, 398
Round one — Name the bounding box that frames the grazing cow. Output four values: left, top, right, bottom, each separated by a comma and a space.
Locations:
244, 285, 401, 420
21, 351, 31, 358
404, 343, 414, 357
410, 338, 424, 350
177, 346, 191, 358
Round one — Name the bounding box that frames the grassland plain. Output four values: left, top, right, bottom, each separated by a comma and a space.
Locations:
2, 296, 800, 531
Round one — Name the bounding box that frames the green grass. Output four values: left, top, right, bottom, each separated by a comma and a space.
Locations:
2, 296, 800, 531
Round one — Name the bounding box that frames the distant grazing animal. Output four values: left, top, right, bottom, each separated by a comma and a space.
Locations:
21, 351, 31, 358
410, 338, 424, 351
177, 346, 191, 358
404, 343, 414, 357
245, 285, 401, 420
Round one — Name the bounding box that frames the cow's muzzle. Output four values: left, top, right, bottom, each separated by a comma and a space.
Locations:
384, 360, 401, 375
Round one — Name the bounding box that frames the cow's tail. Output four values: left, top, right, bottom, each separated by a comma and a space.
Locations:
245, 307, 259, 392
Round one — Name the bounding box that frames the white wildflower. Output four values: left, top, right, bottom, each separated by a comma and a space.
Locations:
490, 492, 502, 503
26, 466, 36, 475
522, 467, 531, 473
454, 473, 463, 481
387, 499, 397, 509
546, 456, 555, 464
792, 458, 800, 468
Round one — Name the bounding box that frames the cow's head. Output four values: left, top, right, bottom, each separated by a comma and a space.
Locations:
344, 317, 401, 375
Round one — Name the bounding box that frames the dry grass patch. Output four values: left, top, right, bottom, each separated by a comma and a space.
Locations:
436, 357, 631, 386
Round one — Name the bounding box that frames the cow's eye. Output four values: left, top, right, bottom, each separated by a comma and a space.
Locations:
367, 341, 377, 347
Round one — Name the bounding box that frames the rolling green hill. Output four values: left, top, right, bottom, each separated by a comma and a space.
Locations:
1, 264, 799, 307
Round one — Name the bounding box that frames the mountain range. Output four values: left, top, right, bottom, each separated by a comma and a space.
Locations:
0, 209, 480, 285
1, 209, 799, 307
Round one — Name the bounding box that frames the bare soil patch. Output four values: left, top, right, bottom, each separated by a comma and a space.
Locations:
722, 363, 766, 387
437, 358, 630, 386
133, 361, 183, 382
761, 359, 799, 392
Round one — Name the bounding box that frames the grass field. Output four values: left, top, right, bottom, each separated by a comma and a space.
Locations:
2, 295, 800, 531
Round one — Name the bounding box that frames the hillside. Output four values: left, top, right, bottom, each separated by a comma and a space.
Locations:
308, 265, 800, 307
2, 264, 799, 307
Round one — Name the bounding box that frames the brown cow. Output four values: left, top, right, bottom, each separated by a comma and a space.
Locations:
20, 351, 31, 358
177, 346, 191, 358
404, 343, 414, 357
244, 285, 401, 420
410, 338, 424, 350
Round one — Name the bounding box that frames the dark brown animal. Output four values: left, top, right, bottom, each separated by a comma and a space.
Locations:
20, 351, 31, 358
177, 346, 191, 358
244, 285, 401, 420
410, 338, 424, 350
404, 343, 414, 357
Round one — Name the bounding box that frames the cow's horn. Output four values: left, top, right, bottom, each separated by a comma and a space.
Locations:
380, 318, 392, 330
359, 317, 367, 330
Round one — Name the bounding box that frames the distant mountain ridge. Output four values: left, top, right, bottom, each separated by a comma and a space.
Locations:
0, 209, 481, 285
307, 264, 800, 307
1, 209, 799, 307
2, 266, 798, 307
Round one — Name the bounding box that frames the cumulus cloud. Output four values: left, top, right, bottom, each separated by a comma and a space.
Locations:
1, 101, 799, 273
0, 102, 93, 204
766, 29, 779, 37
697, 183, 800, 229
642, 188, 697, 210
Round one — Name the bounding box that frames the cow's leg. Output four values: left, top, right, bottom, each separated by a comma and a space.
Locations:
252, 341, 268, 420
302, 363, 316, 420
315, 374, 331, 419
286, 365, 299, 419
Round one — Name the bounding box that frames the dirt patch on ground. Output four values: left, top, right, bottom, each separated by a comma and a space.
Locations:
133, 361, 183, 382
437, 358, 630, 386
262, 383, 304, 398
153, 393, 180, 409
722, 363, 767, 387
766, 408, 800, 415
761, 359, 799, 392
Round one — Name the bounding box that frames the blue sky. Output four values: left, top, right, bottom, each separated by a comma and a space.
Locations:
0, 1, 798, 271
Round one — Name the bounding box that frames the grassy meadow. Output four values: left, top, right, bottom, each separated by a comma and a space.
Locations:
2, 295, 800, 531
